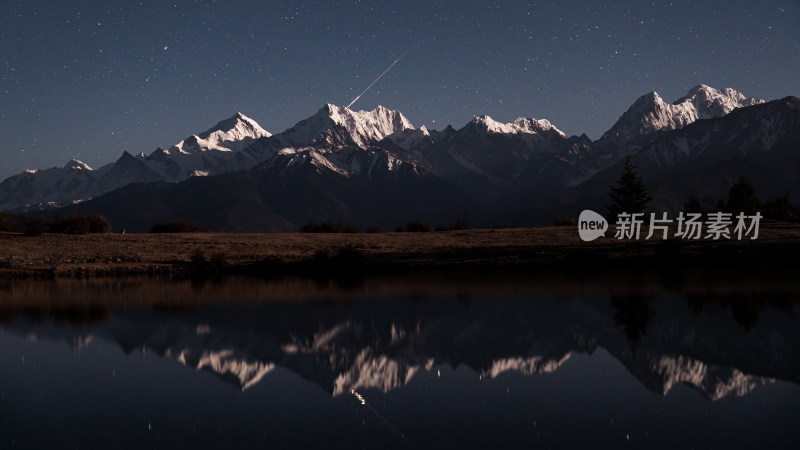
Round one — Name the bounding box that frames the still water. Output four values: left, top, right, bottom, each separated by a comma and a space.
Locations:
1, 269, 798, 449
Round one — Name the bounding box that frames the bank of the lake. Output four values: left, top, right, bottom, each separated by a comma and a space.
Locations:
2, 223, 800, 279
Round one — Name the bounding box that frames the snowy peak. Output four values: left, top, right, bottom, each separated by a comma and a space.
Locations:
470, 115, 565, 137
325, 103, 415, 146
277, 104, 415, 149
600, 85, 764, 149
167, 112, 271, 155
513, 117, 565, 136
63, 159, 92, 171
199, 112, 271, 141
674, 84, 764, 119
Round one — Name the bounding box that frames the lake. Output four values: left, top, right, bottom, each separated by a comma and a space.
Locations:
1, 268, 798, 449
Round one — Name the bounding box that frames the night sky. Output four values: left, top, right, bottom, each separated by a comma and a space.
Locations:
1, 0, 798, 180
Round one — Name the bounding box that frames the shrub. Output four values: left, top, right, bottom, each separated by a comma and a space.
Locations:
311, 244, 365, 265
49, 215, 110, 234
404, 220, 434, 232
190, 248, 206, 264
554, 217, 576, 226
24, 218, 48, 236
449, 213, 470, 230
151, 221, 212, 233
301, 221, 360, 233
0, 212, 27, 233
0, 212, 48, 235
763, 193, 800, 222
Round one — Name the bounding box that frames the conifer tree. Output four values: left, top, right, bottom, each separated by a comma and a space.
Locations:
608, 156, 652, 218
725, 177, 761, 214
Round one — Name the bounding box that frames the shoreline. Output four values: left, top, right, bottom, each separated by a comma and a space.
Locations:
2, 224, 800, 280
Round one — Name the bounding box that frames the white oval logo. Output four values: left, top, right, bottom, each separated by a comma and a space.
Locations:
578, 210, 608, 242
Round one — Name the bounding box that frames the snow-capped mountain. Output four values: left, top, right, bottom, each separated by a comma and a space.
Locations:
532, 95, 800, 218
0, 112, 273, 211
1, 84, 796, 229
142, 112, 272, 181
0, 159, 101, 210
597, 84, 764, 153
166, 112, 271, 155
396, 113, 574, 204
248, 104, 421, 177
277, 103, 414, 149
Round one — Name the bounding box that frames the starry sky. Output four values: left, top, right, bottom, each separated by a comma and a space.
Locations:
1, 0, 798, 180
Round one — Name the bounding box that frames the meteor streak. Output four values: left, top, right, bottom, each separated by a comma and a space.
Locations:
346, 49, 409, 109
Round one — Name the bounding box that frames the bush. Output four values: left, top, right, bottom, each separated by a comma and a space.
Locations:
763, 193, 800, 222
449, 213, 470, 230
554, 217, 576, 226
311, 244, 365, 264
49, 215, 110, 234
151, 221, 212, 233
0, 212, 27, 233
403, 220, 434, 233
301, 221, 360, 233
190, 248, 206, 264
24, 218, 48, 236
0, 212, 48, 235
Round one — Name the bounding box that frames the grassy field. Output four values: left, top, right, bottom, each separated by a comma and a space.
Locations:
2, 223, 800, 279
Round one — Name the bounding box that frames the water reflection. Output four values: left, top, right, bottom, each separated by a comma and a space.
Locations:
2, 270, 798, 399
0, 270, 798, 448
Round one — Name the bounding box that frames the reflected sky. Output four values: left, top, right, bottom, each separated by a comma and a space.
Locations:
0, 273, 798, 449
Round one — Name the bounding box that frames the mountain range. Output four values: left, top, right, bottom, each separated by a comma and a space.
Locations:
1, 84, 797, 231
2, 293, 796, 401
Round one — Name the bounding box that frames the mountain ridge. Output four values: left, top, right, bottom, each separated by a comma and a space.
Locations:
2, 85, 797, 231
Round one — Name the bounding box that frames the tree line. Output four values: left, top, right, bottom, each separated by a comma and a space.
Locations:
608, 156, 800, 221
0, 213, 111, 235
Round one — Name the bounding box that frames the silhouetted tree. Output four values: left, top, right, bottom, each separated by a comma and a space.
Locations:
49, 214, 110, 234
608, 156, 652, 218
725, 177, 761, 214
763, 192, 800, 222
683, 194, 715, 214
611, 294, 654, 352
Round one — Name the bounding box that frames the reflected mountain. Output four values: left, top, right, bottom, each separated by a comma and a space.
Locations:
2, 284, 797, 402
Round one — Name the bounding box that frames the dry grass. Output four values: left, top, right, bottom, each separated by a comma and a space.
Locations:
1, 222, 800, 279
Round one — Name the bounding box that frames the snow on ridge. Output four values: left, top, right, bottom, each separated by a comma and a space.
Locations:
63, 159, 93, 171
601, 85, 764, 147
674, 84, 764, 120
275, 104, 416, 150
325, 103, 415, 147
471, 114, 565, 137
166, 112, 271, 155
387, 125, 431, 150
